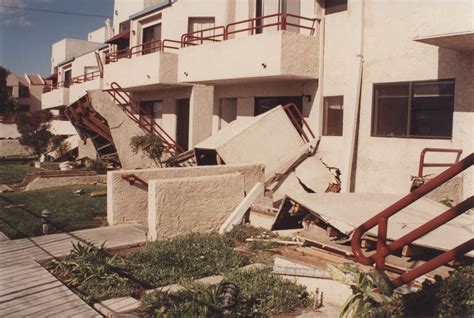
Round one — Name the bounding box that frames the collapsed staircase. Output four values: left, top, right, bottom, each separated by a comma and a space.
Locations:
103, 82, 195, 166
66, 94, 120, 165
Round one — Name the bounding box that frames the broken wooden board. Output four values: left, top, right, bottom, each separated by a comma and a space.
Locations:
272, 192, 474, 257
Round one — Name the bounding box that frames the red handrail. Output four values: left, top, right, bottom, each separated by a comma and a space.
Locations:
181, 13, 320, 47
351, 153, 473, 288
418, 148, 463, 177
181, 26, 226, 47
282, 103, 315, 143
105, 39, 181, 64
43, 70, 102, 93
105, 82, 184, 155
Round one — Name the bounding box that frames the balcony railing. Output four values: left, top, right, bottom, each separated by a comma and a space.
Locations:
181, 13, 320, 47
104, 13, 319, 64
104, 39, 181, 64
43, 70, 102, 93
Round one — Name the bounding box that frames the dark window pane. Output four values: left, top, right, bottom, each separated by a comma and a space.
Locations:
372, 80, 454, 138
325, 0, 348, 14
373, 83, 409, 137
323, 96, 343, 136
376, 97, 409, 136
410, 96, 453, 137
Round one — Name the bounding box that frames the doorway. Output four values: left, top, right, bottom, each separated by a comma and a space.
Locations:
176, 98, 190, 151
219, 98, 237, 130
142, 23, 162, 54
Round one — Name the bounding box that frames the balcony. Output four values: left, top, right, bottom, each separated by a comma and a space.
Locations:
69, 71, 102, 103
42, 84, 69, 110
178, 13, 320, 84
103, 40, 180, 90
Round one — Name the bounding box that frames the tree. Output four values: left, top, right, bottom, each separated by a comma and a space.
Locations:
0, 66, 17, 113
16, 110, 53, 157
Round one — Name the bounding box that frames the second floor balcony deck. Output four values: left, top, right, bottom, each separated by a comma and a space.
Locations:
177, 13, 320, 84
42, 70, 102, 109
103, 40, 181, 91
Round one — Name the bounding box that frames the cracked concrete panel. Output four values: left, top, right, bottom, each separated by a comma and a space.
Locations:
88, 90, 156, 169
195, 106, 305, 179
272, 192, 474, 257
148, 173, 244, 240
272, 156, 340, 205
107, 164, 265, 227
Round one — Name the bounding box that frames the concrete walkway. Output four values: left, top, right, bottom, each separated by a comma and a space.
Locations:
0, 224, 147, 317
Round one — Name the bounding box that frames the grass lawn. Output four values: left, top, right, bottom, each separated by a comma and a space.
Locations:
0, 184, 106, 239
0, 162, 38, 184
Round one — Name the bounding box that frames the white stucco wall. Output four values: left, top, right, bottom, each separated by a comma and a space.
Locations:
316, 0, 473, 199
88, 27, 107, 43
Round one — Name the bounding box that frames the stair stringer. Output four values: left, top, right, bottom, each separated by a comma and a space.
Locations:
88, 89, 156, 169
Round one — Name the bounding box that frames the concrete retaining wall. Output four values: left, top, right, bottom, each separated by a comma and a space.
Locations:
25, 175, 106, 191
148, 173, 244, 240
107, 164, 264, 227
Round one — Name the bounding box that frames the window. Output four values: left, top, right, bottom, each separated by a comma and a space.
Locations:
372, 79, 455, 139
323, 96, 343, 136
325, 0, 348, 15
188, 17, 215, 44
6, 86, 13, 97
119, 20, 130, 32
19, 84, 30, 98
140, 100, 163, 120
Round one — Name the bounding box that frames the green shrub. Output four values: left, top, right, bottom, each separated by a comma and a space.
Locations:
127, 233, 245, 288
140, 269, 311, 317
249, 239, 281, 250
398, 264, 474, 317
140, 283, 223, 318
48, 242, 136, 302
250, 252, 274, 267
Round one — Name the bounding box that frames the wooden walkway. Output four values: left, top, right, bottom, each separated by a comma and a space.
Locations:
0, 224, 147, 317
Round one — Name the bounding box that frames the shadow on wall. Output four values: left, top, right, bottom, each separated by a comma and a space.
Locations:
438, 47, 474, 113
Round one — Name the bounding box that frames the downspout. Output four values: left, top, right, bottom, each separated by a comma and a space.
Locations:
346, 0, 365, 192
317, 6, 325, 136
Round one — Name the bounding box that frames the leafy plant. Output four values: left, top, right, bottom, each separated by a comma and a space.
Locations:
140, 283, 223, 318
127, 233, 245, 288
327, 263, 394, 318
225, 268, 311, 316
140, 269, 311, 317
48, 241, 136, 302
130, 134, 166, 167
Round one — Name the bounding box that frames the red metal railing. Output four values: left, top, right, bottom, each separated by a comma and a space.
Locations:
121, 174, 148, 187
181, 25, 226, 47
352, 153, 473, 288
181, 13, 320, 47
418, 148, 463, 177
105, 39, 181, 64
43, 70, 102, 93
282, 103, 315, 143
104, 82, 183, 155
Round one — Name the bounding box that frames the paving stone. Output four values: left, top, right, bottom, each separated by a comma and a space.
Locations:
195, 275, 225, 285
94, 296, 141, 315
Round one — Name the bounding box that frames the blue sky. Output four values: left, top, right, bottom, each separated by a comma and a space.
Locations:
0, 0, 113, 76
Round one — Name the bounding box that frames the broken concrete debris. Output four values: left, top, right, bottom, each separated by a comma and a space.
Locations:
271, 192, 474, 257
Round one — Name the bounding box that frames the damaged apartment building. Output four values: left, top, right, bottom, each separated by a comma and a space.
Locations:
41, 0, 473, 291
